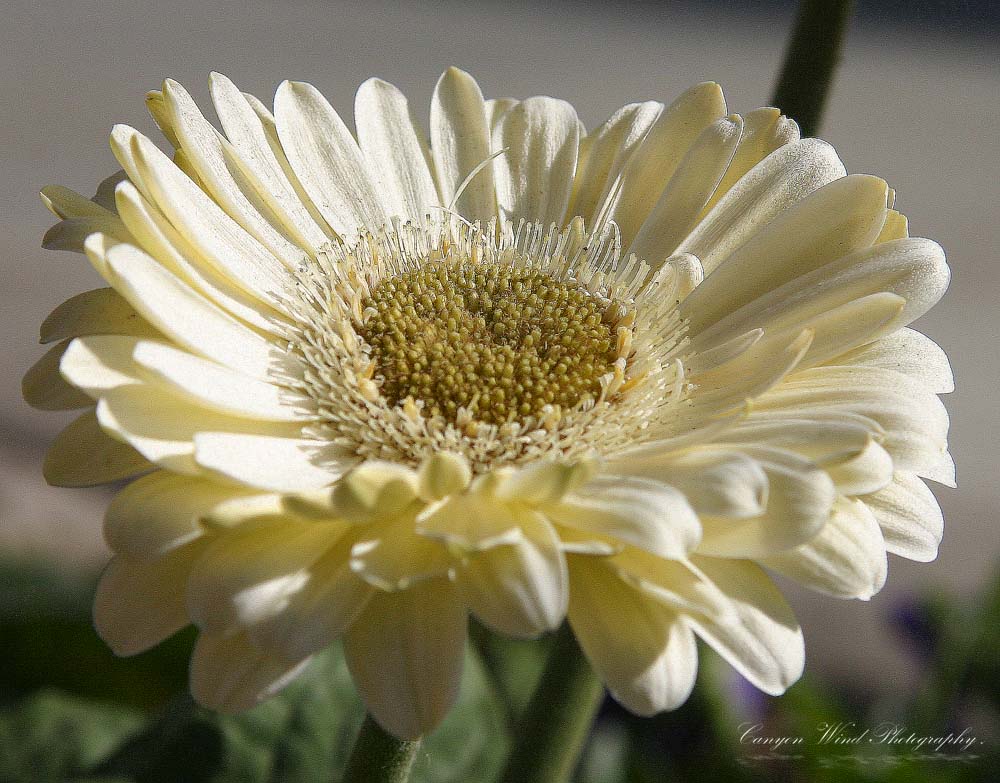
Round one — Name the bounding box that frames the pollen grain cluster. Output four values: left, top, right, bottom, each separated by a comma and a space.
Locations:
359, 259, 620, 426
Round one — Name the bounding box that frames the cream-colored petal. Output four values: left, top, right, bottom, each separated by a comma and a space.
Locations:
689, 238, 949, 356
286, 461, 419, 523
96, 385, 304, 474
683, 174, 890, 335
92, 170, 128, 212
493, 96, 580, 226
457, 509, 566, 638
861, 472, 943, 562
344, 578, 466, 739
93, 542, 204, 655
876, 209, 909, 243
684, 557, 804, 694
104, 472, 270, 558
161, 79, 309, 268
23, 341, 94, 410
44, 410, 153, 487
60, 335, 143, 396
696, 447, 835, 558
416, 493, 525, 550
492, 458, 596, 506
41, 184, 115, 219
186, 516, 345, 636
485, 97, 517, 133
430, 67, 496, 223
190, 631, 311, 713
592, 82, 726, 244
42, 215, 132, 253
762, 498, 888, 600
611, 549, 735, 621
568, 101, 663, 224
823, 439, 894, 495
40, 287, 157, 344
678, 138, 845, 274
699, 107, 799, 216
355, 78, 440, 220
274, 80, 387, 239
610, 447, 767, 519
102, 242, 299, 380
629, 115, 742, 264
548, 474, 700, 559
114, 181, 291, 334
131, 340, 317, 422
828, 327, 953, 394
194, 431, 354, 492
568, 557, 697, 715
249, 535, 374, 660
352, 514, 456, 590
129, 131, 297, 310
754, 365, 950, 484
416, 451, 472, 501
211, 73, 334, 241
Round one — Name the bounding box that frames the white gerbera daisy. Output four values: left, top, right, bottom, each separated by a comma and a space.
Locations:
24, 68, 952, 740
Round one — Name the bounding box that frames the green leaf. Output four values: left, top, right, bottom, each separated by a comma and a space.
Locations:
0, 689, 144, 783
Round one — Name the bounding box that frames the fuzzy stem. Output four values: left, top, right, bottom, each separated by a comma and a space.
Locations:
772, 0, 856, 137
342, 715, 421, 783
499, 624, 605, 783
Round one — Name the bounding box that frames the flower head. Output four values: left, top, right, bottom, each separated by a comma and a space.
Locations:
25, 68, 952, 739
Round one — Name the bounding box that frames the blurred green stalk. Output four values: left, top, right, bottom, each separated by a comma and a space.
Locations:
772, 0, 856, 137
499, 624, 605, 783
342, 715, 420, 783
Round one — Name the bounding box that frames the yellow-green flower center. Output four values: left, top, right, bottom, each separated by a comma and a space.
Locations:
359, 259, 621, 426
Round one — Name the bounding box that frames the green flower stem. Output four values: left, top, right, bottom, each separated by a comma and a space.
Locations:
342, 715, 421, 783
772, 0, 856, 137
499, 624, 605, 783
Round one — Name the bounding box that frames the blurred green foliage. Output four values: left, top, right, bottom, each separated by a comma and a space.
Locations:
0, 557, 996, 782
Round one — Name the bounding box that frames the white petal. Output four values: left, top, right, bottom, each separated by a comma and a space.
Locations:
161, 79, 309, 268
861, 472, 943, 562
42, 215, 131, 253
104, 472, 269, 558
416, 493, 529, 550
568, 101, 663, 224
40, 287, 157, 344
186, 516, 345, 636
351, 515, 456, 591
102, 242, 299, 380
129, 130, 298, 309
568, 557, 697, 715
699, 107, 799, 215
96, 385, 304, 473
629, 115, 742, 264
592, 82, 726, 244
194, 431, 353, 491
610, 447, 767, 518
457, 510, 567, 638
131, 340, 317, 422
60, 335, 143, 396
190, 631, 311, 713
696, 447, 835, 558
678, 138, 845, 274
344, 579, 467, 739
274, 80, 387, 239
416, 451, 472, 501
44, 410, 152, 487
689, 238, 949, 355
485, 97, 518, 132
41, 184, 115, 219
762, 498, 888, 600
548, 474, 701, 559
683, 174, 890, 335
210, 72, 332, 251
355, 78, 440, 220
114, 180, 291, 334
249, 536, 374, 660
23, 341, 93, 410
94, 543, 203, 655
685, 557, 804, 694
430, 67, 496, 222
493, 96, 580, 226
828, 328, 954, 394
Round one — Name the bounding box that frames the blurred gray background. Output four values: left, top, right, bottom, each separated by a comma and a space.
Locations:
1, 0, 997, 692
